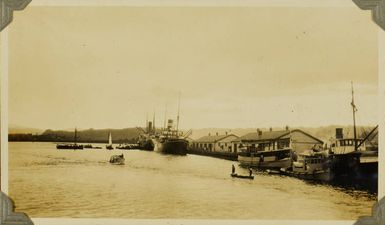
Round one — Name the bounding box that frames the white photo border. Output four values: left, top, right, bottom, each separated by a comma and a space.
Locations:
1, 1, 384, 225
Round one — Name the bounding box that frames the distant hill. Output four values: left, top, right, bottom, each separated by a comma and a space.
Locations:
9, 125, 377, 146
8, 125, 44, 135
9, 127, 143, 143
40, 128, 142, 143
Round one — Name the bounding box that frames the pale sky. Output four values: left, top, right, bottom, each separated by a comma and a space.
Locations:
8, 6, 379, 130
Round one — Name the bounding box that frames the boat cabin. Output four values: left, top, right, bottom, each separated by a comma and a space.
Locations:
292, 150, 328, 172
234, 128, 323, 169
331, 138, 365, 154
330, 128, 366, 154
158, 119, 184, 140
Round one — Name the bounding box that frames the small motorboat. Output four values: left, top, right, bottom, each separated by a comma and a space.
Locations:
109, 154, 125, 165
282, 149, 331, 182
230, 173, 254, 179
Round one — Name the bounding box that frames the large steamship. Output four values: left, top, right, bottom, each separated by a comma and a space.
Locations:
152, 94, 189, 155
152, 118, 188, 155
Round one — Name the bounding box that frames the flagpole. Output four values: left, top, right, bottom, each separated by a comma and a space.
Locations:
351, 81, 357, 151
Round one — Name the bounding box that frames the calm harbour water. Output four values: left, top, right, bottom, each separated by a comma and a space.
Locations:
9, 142, 376, 220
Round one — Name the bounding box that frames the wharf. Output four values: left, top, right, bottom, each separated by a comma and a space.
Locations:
187, 149, 238, 161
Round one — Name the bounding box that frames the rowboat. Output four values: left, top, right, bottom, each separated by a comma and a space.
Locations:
230, 173, 254, 179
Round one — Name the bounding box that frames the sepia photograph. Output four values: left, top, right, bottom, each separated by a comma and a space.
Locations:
2, 2, 382, 222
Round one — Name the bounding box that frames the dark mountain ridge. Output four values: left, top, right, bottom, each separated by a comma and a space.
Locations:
9, 125, 377, 146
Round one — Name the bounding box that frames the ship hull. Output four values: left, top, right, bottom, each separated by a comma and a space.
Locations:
138, 139, 154, 151
238, 155, 291, 170
237, 149, 292, 170
281, 168, 332, 182
329, 152, 378, 178
358, 151, 378, 176
358, 161, 378, 176
154, 138, 188, 155
329, 151, 378, 192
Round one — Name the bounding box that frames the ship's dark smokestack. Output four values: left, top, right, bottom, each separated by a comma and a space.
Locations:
336, 128, 343, 139
148, 121, 153, 133
167, 119, 173, 130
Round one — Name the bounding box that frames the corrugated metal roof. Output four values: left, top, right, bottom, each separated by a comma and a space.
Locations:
234, 130, 289, 142
195, 134, 238, 143
233, 129, 324, 144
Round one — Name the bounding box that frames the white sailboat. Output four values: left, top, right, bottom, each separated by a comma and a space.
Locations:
106, 132, 114, 150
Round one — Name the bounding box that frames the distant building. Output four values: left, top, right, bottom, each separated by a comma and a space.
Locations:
192, 133, 239, 153
232, 128, 323, 154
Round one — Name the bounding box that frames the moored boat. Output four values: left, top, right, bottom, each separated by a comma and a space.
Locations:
137, 137, 155, 151
152, 93, 189, 155
329, 133, 378, 179
235, 128, 323, 171
136, 118, 155, 151
137, 128, 155, 151
116, 143, 139, 150
328, 82, 378, 182
281, 149, 331, 182
153, 135, 189, 155
231, 173, 254, 179
238, 148, 292, 170
56, 144, 83, 150
56, 128, 83, 150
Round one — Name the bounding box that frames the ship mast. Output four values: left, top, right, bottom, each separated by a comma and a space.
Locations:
176, 92, 181, 135
153, 110, 156, 134
163, 103, 167, 130
74, 127, 77, 145
351, 81, 357, 151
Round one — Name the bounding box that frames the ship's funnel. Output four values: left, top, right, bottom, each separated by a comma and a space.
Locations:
167, 119, 174, 129
335, 128, 343, 139
148, 121, 153, 133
